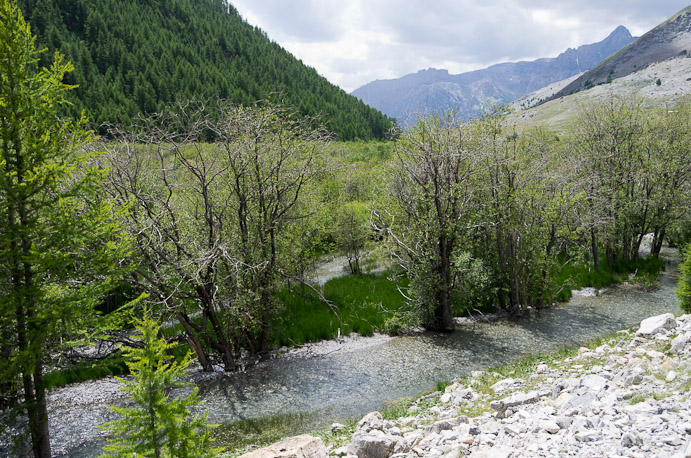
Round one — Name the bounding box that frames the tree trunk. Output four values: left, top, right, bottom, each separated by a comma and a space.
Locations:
590, 229, 600, 271
431, 237, 455, 332
651, 227, 666, 257
175, 312, 213, 372
205, 308, 236, 371
30, 364, 51, 458
432, 288, 455, 332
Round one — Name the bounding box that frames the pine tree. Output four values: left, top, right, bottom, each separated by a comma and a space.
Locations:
101, 316, 213, 458
1, 1, 130, 455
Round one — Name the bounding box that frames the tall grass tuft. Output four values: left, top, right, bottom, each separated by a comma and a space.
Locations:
270, 274, 408, 347
554, 254, 665, 298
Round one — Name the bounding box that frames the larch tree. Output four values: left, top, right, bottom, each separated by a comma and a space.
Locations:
0, 1, 129, 456
101, 315, 212, 458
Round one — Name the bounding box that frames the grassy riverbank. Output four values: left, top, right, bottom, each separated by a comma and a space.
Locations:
43, 254, 666, 390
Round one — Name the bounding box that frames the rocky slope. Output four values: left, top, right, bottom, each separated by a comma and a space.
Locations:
509, 55, 691, 132
246, 312, 691, 458
546, 6, 691, 102
329, 312, 691, 458
351, 27, 636, 126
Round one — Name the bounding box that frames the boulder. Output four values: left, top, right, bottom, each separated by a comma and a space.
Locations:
579, 374, 608, 392
238, 435, 328, 458
423, 416, 468, 434
636, 313, 676, 337
490, 390, 542, 418
671, 332, 691, 354
347, 429, 405, 458
357, 411, 385, 433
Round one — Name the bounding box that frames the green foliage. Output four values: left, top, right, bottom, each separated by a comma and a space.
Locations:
0, 1, 130, 454
678, 243, 691, 313
656, 78, 662, 86
44, 356, 128, 390
452, 251, 497, 315
381, 311, 422, 336
556, 254, 665, 292
17, 0, 393, 140
331, 202, 371, 274
271, 274, 409, 346
101, 316, 213, 458
668, 221, 691, 248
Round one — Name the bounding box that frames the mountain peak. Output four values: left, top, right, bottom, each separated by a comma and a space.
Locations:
610, 25, 632, 38
546, 8, 691, 102
352, 26, 636, 125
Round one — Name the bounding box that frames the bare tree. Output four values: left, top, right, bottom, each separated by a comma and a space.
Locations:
377, 113, 484, 332
101, 101, 330, 370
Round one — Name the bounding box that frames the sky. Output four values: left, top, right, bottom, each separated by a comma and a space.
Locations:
230, 1, 689, 93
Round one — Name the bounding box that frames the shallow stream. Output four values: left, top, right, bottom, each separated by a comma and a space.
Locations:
53, 247, 681, 456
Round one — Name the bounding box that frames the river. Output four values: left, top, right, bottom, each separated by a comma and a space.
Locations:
36, 247, 684, 456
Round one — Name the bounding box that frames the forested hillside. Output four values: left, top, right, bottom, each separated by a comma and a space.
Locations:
17, 0, 393, 140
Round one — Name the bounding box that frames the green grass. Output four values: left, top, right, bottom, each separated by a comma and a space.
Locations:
44, 354, 129, 389
629, 393, 646, 405
435, 380, 452, 392
212, 412, 327, 455
270, 274, 409, 347
554, 254, 665, 301
381, 397, 416, 420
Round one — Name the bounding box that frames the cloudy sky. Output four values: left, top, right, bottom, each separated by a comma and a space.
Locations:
230, 1, 689, 93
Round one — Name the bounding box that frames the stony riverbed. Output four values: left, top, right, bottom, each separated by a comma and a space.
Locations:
319, 312, 691, 458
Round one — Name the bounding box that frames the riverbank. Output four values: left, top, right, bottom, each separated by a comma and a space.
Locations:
0, 245, 679, 457
314, 312, 691, 458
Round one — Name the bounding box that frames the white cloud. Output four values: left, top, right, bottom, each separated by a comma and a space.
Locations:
230, 0, 689, 92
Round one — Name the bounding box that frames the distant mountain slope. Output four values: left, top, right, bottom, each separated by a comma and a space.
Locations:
352, 27, 636, 126
17, 0, 393, 140
509, 55, 691, 133
545, 6, 691, 102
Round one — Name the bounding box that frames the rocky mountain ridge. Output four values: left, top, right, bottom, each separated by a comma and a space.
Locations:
352, 26, 636, 126
546, 6, 691, 103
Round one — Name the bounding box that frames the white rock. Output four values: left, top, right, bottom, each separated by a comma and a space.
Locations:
468, 446, 514, 458
672, 439, 691, 458
347, 429, 404, 458
636, 313, 676, 337
580, 374, 608, 392
357, 411, 385, 432
490, 378, 515, 393
666, 370, 678, 382
332, 423, 347, 433
671, 332, 691, 354
539, 420, 561, 434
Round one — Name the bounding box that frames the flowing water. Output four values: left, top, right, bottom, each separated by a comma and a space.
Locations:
50, 247, 681, 456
